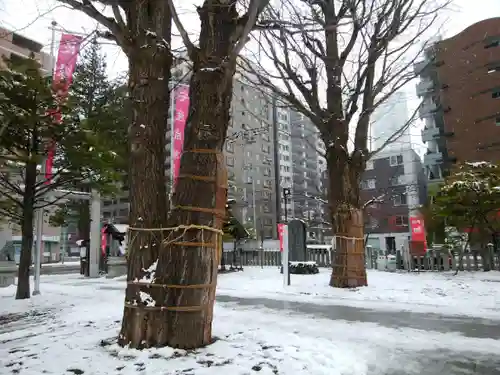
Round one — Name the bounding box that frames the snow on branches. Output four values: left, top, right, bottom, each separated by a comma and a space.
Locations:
434, 162, 500, 232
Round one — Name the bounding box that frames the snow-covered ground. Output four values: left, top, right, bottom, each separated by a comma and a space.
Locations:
1, 273, 500, 375
216, 268, 500, 319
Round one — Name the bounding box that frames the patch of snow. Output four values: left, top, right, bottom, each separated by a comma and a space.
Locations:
216, 268, 500, 319
289, 261, 317, 265
137, 259, 157, 283
200, 67, 221, 72
2, 277, 500, 374
467, 161, 494, 168
139, 291, 156, 307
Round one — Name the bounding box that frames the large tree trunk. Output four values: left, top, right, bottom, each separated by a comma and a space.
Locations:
15, 161, 37, 300
118, 2, 172, 348
327, 149, 368, 288
119, 1, 239, 350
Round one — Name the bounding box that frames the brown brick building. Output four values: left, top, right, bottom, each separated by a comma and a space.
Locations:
360, 148, 426, 253
416, 18, 500, 186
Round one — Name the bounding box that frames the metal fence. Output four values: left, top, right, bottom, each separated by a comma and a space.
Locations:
224, 247, 334, 267
224, 247, 500, 272
404, 253, 500, 271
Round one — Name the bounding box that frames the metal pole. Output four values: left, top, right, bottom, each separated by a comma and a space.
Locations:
88, 189, 101, 277
33, 21, 57, 296
283, 224, 290, 286
252, 176, 257, 243
61, 226, 67, 264
284, 194, 288, 223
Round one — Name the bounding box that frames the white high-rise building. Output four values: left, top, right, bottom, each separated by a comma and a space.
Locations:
370, 91, 411, 152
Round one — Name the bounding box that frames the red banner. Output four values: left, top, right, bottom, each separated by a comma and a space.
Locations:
45, 34, 83, 182
101, 226, 107, 256
278, 223, 286, 252
410, 216, 427, 251
171, 85, 190, 189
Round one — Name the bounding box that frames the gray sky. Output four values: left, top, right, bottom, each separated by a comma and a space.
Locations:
2, 0, 499, 152
3, 0, 499, 76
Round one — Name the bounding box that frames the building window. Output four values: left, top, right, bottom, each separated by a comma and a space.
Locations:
390, 175, 405, 186
496, 117, 500, 126
262, 133, 270, 142
226, 156, 234, 166
361, 179, 376, 190
485, 38, 500, 49
261, 144, 270, 153
493, 89, 500, 99
263, 167, 271, 176
365, 160, 374, 170
263, 204, 271, 213
393, 193, 407, 206
389, 155, 403, 166
226, 142, 234, 153
395, 215, 409, 226
488, 65, 500, 74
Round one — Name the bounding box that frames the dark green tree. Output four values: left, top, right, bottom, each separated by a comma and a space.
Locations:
0, 55, 119, 299
50, 41, 128, 243
433, 162, 500, 272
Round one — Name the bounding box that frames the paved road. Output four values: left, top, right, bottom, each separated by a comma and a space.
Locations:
216, 295, 500, 375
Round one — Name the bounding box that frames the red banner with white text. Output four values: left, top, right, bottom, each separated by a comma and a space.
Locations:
410, 216, 427, 254
45, 34, 83, 182
171, 85, 190, 189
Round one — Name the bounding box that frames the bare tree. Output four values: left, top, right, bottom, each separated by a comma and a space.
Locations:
152, 0, 270, 349
56, 0, 173, 348
58, 0, 270, 349
241, 0, 447, 287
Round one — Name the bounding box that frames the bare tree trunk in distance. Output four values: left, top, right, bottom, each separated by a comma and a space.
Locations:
15, 160, 37, 300
327, 149, 367, 287
240, 0, 448, 288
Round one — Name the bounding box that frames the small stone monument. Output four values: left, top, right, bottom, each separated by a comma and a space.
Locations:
288, 219, 307, 262
0, 261, 17, 288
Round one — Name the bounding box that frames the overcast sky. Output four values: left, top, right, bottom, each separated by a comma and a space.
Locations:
3, 0, 499, 76
2, 0, 499, 153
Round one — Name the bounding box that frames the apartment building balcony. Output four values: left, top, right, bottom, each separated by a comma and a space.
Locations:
423, 151, 443, 167
419, 100, 437, 119
413, 60, 428, 75
421, 127, 440, 143
416, 79, 434, 97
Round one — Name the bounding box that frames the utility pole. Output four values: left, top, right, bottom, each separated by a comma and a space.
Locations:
61, 226, 67, 264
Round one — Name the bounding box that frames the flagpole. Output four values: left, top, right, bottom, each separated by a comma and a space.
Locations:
33, 21, 57, 296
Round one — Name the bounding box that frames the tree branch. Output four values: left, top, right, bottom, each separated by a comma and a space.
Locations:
56, 0, 129, 52
166, 0, 197, 60
229, 0, 271, 63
